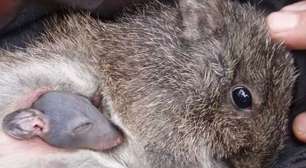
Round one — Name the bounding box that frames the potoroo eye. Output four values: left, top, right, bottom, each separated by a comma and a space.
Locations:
231, 86, 253, 110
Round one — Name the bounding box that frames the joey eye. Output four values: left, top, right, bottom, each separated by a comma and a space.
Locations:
231, 86, 252, 109
73, 122, 93, 135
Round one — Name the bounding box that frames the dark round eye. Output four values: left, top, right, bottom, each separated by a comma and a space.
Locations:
231, 86, 252, 109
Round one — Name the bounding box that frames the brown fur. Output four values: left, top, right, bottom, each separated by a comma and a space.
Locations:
0, 0, 296, 167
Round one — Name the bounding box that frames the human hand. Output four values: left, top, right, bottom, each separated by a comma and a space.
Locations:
267, 0, 306, 142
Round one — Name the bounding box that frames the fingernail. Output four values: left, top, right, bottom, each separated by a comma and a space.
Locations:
282, 1, 306, 11
267, 12, 299, 33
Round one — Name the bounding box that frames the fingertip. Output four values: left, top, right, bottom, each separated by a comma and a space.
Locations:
267, 12, 299, 33
266, 11, 297, 45
267, 11, 306, 49
293, 112, 306, 142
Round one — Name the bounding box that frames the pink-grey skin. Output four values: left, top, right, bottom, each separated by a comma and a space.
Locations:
2, 91, 123, 151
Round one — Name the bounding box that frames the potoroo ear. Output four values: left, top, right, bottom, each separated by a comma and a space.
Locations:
179, 0, 224, 41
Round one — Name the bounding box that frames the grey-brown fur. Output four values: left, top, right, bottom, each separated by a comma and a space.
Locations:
0, 0, 296, 167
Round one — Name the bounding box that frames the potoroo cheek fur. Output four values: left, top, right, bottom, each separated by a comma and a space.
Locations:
0, 0, 297, 168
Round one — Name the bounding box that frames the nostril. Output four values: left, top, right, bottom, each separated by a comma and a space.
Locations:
33, 124, 43, 132
73, 122, 93, 135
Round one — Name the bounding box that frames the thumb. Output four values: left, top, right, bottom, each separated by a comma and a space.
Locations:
267, 2, 306, 49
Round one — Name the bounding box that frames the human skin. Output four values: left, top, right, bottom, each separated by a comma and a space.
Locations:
267, 0, 306, 49
267, 0, 306, 142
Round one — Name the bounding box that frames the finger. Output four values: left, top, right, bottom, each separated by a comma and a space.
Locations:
293, 112, 306, 142
267, 11, 306, 49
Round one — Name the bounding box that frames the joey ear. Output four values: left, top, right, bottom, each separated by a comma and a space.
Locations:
2, 109, 47, 140
179, 0, 224, 40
